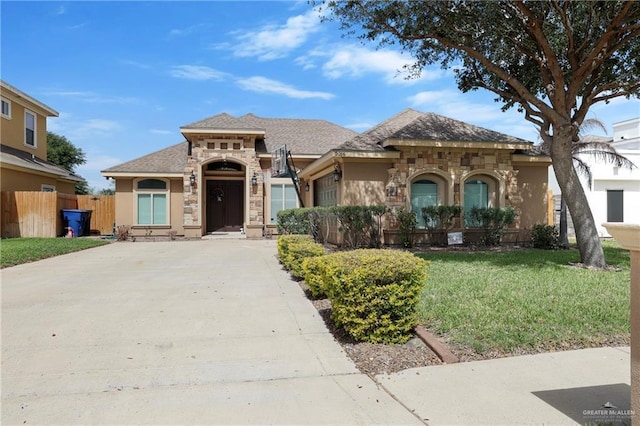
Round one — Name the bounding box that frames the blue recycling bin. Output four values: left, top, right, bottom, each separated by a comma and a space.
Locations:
61, 209, 92, 237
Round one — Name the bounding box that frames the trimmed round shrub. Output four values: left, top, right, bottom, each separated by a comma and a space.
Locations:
302, 255, 327, 298
321, 249, 429, 344
286, 239, 326, 280
277, 234, 313, 270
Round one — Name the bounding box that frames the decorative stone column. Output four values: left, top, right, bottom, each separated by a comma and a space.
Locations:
603, 223, 640, 424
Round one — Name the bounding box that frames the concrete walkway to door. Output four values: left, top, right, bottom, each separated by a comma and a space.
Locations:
1, 239, 422, 425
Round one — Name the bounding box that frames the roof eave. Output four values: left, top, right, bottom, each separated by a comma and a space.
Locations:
299, 149, 399, 179
180, 127, 266, 136
382, 138, 532, 150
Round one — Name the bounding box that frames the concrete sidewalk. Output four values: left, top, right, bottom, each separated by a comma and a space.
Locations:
378, 347, 631, 425
1, 239, 633, 425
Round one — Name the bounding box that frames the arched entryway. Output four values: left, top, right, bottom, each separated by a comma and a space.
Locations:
205, 160, 245, 233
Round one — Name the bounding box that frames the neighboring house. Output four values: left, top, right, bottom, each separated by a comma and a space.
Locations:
0, 81, 83, 193
577, 117, 640, 237
102, 108, 551, 241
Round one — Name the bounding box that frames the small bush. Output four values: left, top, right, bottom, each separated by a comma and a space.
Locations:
320, 249, 429, 344
466, 206, 517, 246
395, 208, 417, 248
286, 239, 326, 280
332, 205, 388, 249
422, 205, 462, 246
302, 256, 327, 298
277, 234, 314, 270
277, 208, 315, 235
530, 224, 561, 250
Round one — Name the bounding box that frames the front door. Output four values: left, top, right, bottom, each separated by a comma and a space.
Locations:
206, 180, 244, 233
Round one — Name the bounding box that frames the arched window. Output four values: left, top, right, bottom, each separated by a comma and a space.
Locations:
464, 179, 489, 226
411, 179, 438, 227
136, 179, 168, 225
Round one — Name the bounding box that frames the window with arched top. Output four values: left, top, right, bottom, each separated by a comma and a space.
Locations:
135, 178, 169, 225
411, 179, 438, 228
464, 179, 489, 226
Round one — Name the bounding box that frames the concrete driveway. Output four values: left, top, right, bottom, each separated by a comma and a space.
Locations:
1, 239, 422, 425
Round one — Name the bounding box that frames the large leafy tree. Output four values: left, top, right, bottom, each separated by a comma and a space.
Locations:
322, 0, 640, 267
46, 132, 89, 195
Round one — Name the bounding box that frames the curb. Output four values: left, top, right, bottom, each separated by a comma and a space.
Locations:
415, 325, 459, 364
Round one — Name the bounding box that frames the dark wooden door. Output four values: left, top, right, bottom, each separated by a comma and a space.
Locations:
206, 180, 243, 232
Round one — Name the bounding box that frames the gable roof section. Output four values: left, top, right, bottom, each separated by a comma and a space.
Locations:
338, 108, 533, 152
0, 144, 84, 182
182, 113, 357, 155
102, 142, 187, 174
0, 80, 59, 117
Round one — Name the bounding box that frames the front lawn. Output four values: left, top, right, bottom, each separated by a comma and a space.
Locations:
416, 241, 630, 357
0, 238, 110, 268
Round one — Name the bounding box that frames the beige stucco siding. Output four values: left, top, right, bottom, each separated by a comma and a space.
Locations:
1, 167, 75, 193
342, 162, 390, 205
1, 95, 49, 160
514, 164, 549, 228
114, 178, 185, 236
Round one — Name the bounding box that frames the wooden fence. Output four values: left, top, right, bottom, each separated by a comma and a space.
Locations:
77, 195, 115, 235
1, 191, 115, 238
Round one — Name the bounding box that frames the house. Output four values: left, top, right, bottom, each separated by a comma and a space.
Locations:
299, 109, 551, 243
577, 117, 640, 237
101, 113, 357, 238
102, 109, 551, 240
0, 81, 83, 193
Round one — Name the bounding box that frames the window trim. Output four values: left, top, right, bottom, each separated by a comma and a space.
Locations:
269, 180, 299, 224
133, 178, 170, 226
1, 97, 11, 119
24, 109, 37, 148
410, 179, 440, 228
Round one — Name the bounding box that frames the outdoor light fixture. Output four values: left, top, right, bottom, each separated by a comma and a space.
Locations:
189, 171, 196, 186
305, 182, 310, 192
251, 173, 258, 186
333, 164, 342, 182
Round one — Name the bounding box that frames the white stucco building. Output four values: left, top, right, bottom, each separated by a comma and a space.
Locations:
577, 117, 640, 237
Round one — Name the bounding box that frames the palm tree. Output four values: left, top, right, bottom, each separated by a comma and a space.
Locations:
545, 119, 637, 248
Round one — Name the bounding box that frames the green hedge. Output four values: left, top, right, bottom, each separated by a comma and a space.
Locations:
302, 256, 327, 298
316, 249, 429, 344
277, 234, 314, 270
287, 239, 326, 280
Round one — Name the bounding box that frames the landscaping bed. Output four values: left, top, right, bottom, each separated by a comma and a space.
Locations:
297, 241, 630, 376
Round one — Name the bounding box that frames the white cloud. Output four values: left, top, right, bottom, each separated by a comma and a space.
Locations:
168, 23, 209, 37
236, 76, 335, 100
45, 90, 138, 104
54, 5, 65, 15
322, 45, 442, 85
407, 89, 540, 141
228, 9, 322, 60
169, 65, 229, 81
49, 114, 122, 141
150, 129, 173, 135
345, 121, 376, 131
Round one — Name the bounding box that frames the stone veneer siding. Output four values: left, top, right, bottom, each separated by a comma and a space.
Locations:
385, 147, 523, 226
183, 137, 264, 233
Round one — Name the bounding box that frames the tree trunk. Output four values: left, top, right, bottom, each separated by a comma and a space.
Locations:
550, 128, 606, 268
559, 196, 570, 249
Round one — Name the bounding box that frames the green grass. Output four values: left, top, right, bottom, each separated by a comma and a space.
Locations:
416, 241, 630, 355
0, 238, 110, 268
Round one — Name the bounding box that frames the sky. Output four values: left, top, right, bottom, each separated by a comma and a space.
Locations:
2, 1, 639, 191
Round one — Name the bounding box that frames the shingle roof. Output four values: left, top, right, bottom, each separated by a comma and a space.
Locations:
0, 144, 84, 182
102, 142, 187, 174
182, 113, 357, 155
338, 108, 533, 151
